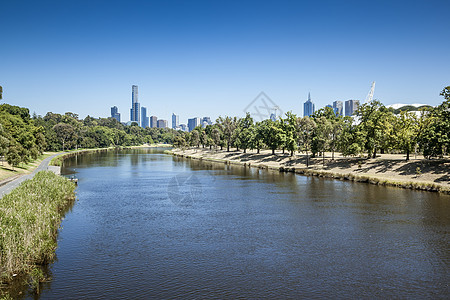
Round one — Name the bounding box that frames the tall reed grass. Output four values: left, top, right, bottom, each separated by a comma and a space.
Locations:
0, 171, 76, 282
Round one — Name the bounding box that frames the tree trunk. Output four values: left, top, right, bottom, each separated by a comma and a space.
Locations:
332, 150, 335, 160
406, 148, 410, 161
323, 149, 325, 166
282, 147, 285, 154
257, 148, 260, 154
227, 145, 230, 152
272, 149, 275, 155
372, 147, 377, 158
244, 148, 246, 153
290, 150, 293, 157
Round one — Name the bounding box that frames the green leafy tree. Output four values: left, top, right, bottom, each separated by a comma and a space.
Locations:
53, 123, 76, 151
355, 100, 393, 158
6, 144, 21, 169
260, 119, 285, 155
418, 86, 450, 158
211, 127, 221, 150
280, 112, 298, 156
0, 124, 10, 166
236, 113, 254, 153
393, 111, 418, 160
190, 130, 200, 147
296, 116, 316, 167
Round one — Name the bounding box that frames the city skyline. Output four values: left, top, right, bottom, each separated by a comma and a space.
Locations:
1, 1, 449, 123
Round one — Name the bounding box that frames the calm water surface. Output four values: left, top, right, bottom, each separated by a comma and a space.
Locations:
36, 149, 449, 298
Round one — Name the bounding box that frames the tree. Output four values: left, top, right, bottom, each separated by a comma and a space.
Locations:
236, 113, 254, 153
418, 86, 450, 158
393, 111, 418, 160
297, 116, 316, 167
53, 123, 76, 151
211, 127, 221, 150
0, 124, 10, 166
260, 119, 285, 155
190, 130, 200, 148
217, 116, 238, 152
280, 112, 298, 156
6, 144, 21, 170
251, 121, 265, 154
354, 100, 393, 158
0, 85, 3, 100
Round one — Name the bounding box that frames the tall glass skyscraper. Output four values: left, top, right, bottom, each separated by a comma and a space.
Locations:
303, 93, 315, 117
345, 100, 360, 116
111, 106, 121, 122
141, 106, 149, 128
333, 100, 343, 116
130, 85, 140, 125
172, 113, 179, 129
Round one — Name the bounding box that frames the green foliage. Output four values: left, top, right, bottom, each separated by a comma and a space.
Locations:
0, 171, 76, 281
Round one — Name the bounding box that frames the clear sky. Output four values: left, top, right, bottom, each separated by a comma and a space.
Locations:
1, 0, 449, 124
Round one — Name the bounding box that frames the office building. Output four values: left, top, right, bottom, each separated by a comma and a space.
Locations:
157, 119, 168, 128
141, 107, 149, 128
333, 101, 343, 116
150, 116, 158, 128
130, 85, 140, 125
188, 117, 201, 132
345, 100, 360, 116
111, 106, 121, 122
179, 124, 187, 131
172, 113, 179, 129
303, 93, 315, 117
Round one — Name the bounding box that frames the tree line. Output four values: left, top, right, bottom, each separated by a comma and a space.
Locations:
175, 86, 450, 163
0, 86, 448, 168
0, 105, 183, 168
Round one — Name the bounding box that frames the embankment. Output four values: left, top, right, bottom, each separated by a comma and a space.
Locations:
170, 148, 450, 195
0, 171, 76, 284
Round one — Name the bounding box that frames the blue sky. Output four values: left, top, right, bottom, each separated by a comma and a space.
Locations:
1, 0, 449, 124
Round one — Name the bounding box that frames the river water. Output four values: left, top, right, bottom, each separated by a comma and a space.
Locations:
35, 148, 449, 298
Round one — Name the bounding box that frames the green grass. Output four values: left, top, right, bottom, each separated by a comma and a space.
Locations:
0, 171, 76, 282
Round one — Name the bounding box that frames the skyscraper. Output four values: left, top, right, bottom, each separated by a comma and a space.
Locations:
172, 113, 179, 129
130, 85, 140, 125
150, 116, 157, 128
157, 119, 168, 128
345, 100, 360, 116
333, 100, 343, 116
141, 106, 149, 128
303, 93, 315, 117
111, 106, 121, 122
188, 117, 200, 132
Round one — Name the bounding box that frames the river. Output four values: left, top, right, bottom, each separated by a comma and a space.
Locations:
35, 148, 450, 298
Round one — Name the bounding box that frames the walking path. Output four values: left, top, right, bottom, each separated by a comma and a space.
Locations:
0, 152, 64, 199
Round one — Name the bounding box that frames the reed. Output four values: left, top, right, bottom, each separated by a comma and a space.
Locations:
0, 171, 76, 282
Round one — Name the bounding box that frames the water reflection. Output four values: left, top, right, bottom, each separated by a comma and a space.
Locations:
27, 148, 450, 298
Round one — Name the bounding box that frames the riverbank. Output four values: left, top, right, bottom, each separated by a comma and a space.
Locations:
170, 148, 450, 194
0, 171, 76, 292
0, 152, 58, 184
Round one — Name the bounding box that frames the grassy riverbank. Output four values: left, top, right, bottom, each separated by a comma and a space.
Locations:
0, 171, 76, 284
171, 148, 450, 194
0, 153, 57, 183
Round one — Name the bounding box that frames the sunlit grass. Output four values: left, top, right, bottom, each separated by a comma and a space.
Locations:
0, 171, 76, 282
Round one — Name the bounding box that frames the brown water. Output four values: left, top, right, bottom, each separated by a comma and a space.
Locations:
22, 148, 450, 298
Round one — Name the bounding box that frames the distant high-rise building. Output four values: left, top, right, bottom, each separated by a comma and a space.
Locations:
111, 106, 121, 122
179, 124, 187, 131
303, 93, 315, 117
157, 119, 168, 128
150, 116, 158, 128
130, 85, 140, 125
188, 117, 201, 132
345, 100, 360, 116
202, 117, 212, 125
172, 113, 179, 129
141, 107, 149, 128
333, 100, 343, 116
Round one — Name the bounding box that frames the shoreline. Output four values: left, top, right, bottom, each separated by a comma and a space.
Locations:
169, 148, 450, 195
